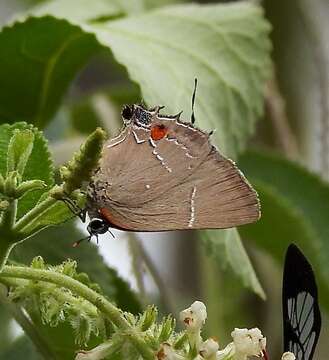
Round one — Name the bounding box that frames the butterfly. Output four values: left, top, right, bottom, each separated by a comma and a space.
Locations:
82, 102, 260, 237
65, 81, 260, 243
281, 244, 321, 360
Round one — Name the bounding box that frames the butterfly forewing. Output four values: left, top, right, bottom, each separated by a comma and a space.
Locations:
282, 244, 321, 360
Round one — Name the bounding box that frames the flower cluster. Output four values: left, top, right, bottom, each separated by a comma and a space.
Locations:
157, 301, 296, 360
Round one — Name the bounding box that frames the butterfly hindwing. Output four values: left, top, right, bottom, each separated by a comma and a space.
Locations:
282, 244, 321, 360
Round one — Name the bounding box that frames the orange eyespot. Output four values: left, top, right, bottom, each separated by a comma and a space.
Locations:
151, 124, 168, 140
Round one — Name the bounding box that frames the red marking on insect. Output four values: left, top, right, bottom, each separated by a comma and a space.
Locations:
151, 124, 168, 140
99, 207, 129, 231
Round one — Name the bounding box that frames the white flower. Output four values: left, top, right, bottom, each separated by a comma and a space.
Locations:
156, 343, 184, 360
180, 301, 207, 331
199, 338, 219, 359
216, 342, 235, 360
231, 328, 266, 359
180, 301, 207, 350
281, 352, 296, 360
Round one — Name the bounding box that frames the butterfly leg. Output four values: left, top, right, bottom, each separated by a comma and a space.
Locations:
60, 195, 87, 222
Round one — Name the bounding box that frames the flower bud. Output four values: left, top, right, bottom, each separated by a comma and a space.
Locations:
159, 316, 175, 342
180, 301, 207, 331
199, 338, 219, 359
231, 327, 266, 359
281, 352, 296, 360
216, 342, 234, 360
179, 301, 207, 351
141, 305, 157, 331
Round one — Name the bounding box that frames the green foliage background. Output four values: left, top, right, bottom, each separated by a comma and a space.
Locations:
0, 0, 328, 359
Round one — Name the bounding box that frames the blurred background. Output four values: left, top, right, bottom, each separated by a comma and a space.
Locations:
0, 0, 328, 359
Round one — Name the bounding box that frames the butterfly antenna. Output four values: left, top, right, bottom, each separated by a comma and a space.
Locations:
191, 78, 198, 124
72, 235, 91, 248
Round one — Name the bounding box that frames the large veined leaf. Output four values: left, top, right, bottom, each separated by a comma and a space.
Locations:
0, 1, 271, 157
239, 150, 329, 310
25, 0, 124, 23
96, 2, 272, 157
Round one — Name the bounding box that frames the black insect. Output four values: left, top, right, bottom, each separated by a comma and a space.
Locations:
282, 244, 321, 360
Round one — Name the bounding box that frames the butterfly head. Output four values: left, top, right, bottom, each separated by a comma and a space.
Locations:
87, 217, 109, 236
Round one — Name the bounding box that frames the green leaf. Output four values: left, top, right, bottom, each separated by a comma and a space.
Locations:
0, 123, 54, 219
143, 0, 185, 10
0, 17, 103, 128
102, 2, 271, 157
239, 150, 329, 310
203, 228, 265, 299
6, 129, 34, 177
2, 2, 271, 156
27, 0, 124, 23
28, 0, 151, 21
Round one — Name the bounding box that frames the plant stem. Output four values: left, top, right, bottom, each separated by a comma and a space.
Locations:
13, 195, 56, 232
0, 241, 15, 271
0, 199, 17, 230
127, 235, 147, 304
265, 77, 299, 160
0, 266, 154, 360
0, 288, 57, 360
0, 200, 19, 270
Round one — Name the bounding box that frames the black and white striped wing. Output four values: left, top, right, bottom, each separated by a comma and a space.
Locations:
282, 244, 321, 360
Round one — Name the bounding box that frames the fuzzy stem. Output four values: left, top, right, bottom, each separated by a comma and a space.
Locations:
13, 195, 56, 233
0, 199, 17, 230
1, 277, 100, 316
0, 266, 154, 360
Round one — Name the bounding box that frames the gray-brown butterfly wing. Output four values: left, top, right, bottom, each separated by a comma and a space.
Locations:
88, 118, 260, 231
92, 120, 211, 207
